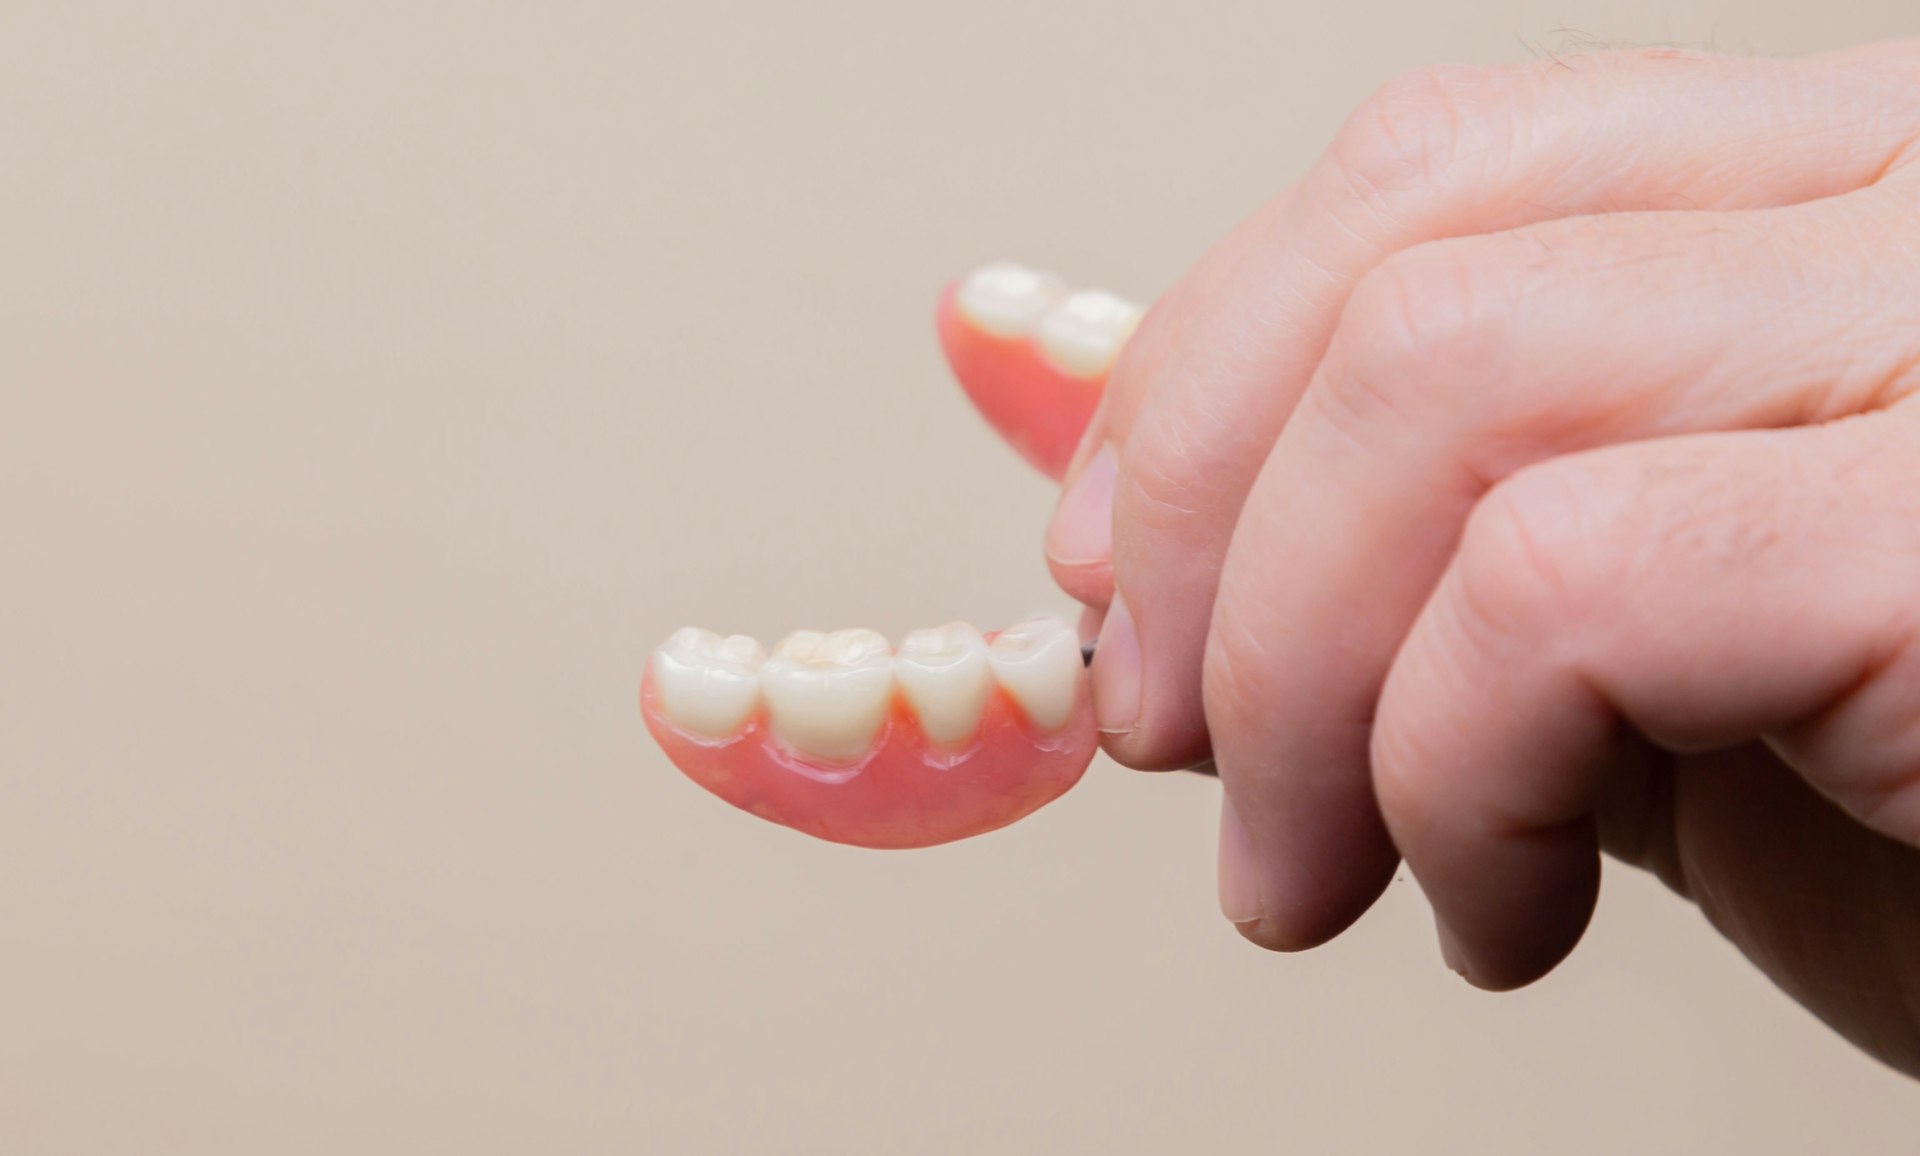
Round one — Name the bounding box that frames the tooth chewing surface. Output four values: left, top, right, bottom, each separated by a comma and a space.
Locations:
895, 622, 993, 749
650, 627, 766, 738
987, 617, 1083, 732
956, 262, 1067, 339
1035, 289, 1143, 379
760, 629, 896, 763
652, 615, 1087, 760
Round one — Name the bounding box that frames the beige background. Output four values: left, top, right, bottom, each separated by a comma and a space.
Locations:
3, 1, 1918, 1152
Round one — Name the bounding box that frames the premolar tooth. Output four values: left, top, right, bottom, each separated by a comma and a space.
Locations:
761, 628, 896, 762
956, 261, 1068, 339
651, 627, 767, 738
894, 622, 993, 749
1035, 289, 1143, 379
987, 616, 1084, 732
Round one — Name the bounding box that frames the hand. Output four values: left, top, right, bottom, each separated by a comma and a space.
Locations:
947, 43, 1920, 1076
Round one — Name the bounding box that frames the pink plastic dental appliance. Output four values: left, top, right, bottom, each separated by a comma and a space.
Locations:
643, 263, 1141, 848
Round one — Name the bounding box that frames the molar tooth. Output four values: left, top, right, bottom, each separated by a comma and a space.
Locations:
956, 261, 1068, 339
894, 622, 993, 749
987, 616, 1084, 732
651, 627, 767, 737
761, 628, 896, 762
1035, 289, 1143, 379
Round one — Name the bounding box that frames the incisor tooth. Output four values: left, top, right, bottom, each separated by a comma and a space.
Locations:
987, 616, 1083, 732
1035, 289, 1142, 379
761, 628, 895, 762
957, 262, 1068, 339
651, 627, 767, 738
895, 622, 993, 749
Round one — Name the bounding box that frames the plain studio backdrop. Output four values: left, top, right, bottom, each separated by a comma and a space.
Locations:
3, 2, 1918, 1152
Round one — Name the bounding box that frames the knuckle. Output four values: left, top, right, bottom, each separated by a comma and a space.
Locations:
1317, 242, 1510, 439
1116, 409, 1220, 533
1100, 290, 1258, 538
1452, 462, 1609, 645
1331, 64, 1515, 202
1115, 384, 1268, 539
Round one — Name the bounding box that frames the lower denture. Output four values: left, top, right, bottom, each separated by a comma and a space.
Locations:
642, 619, 1096, 849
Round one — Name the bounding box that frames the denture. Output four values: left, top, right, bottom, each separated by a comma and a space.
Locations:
937, 262, 1143, 480
643, 617, 1096, 848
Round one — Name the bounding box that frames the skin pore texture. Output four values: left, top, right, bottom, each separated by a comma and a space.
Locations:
998, 43, 1920, 1077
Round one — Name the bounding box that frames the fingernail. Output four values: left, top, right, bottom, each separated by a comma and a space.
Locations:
1091, 589, 1141, 735
1218, 794, 1264, 926
1047, 444, 1117, 567
1076, 603, 1106, 645
1435, 917, 1469, 980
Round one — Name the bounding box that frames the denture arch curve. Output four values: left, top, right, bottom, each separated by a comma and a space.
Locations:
643, 617, 1097, 849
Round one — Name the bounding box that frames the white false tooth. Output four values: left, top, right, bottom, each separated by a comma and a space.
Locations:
1035, 289, 1143, 379
986, 616, 1084, 732
956, 261, 1067, 339
761, 628, 896, 762
651, 627, 767, 737
894, 622, 993, 749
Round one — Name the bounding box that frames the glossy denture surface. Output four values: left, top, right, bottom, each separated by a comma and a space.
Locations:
937, 262, 1142, 479
643, 617, 1096, 848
